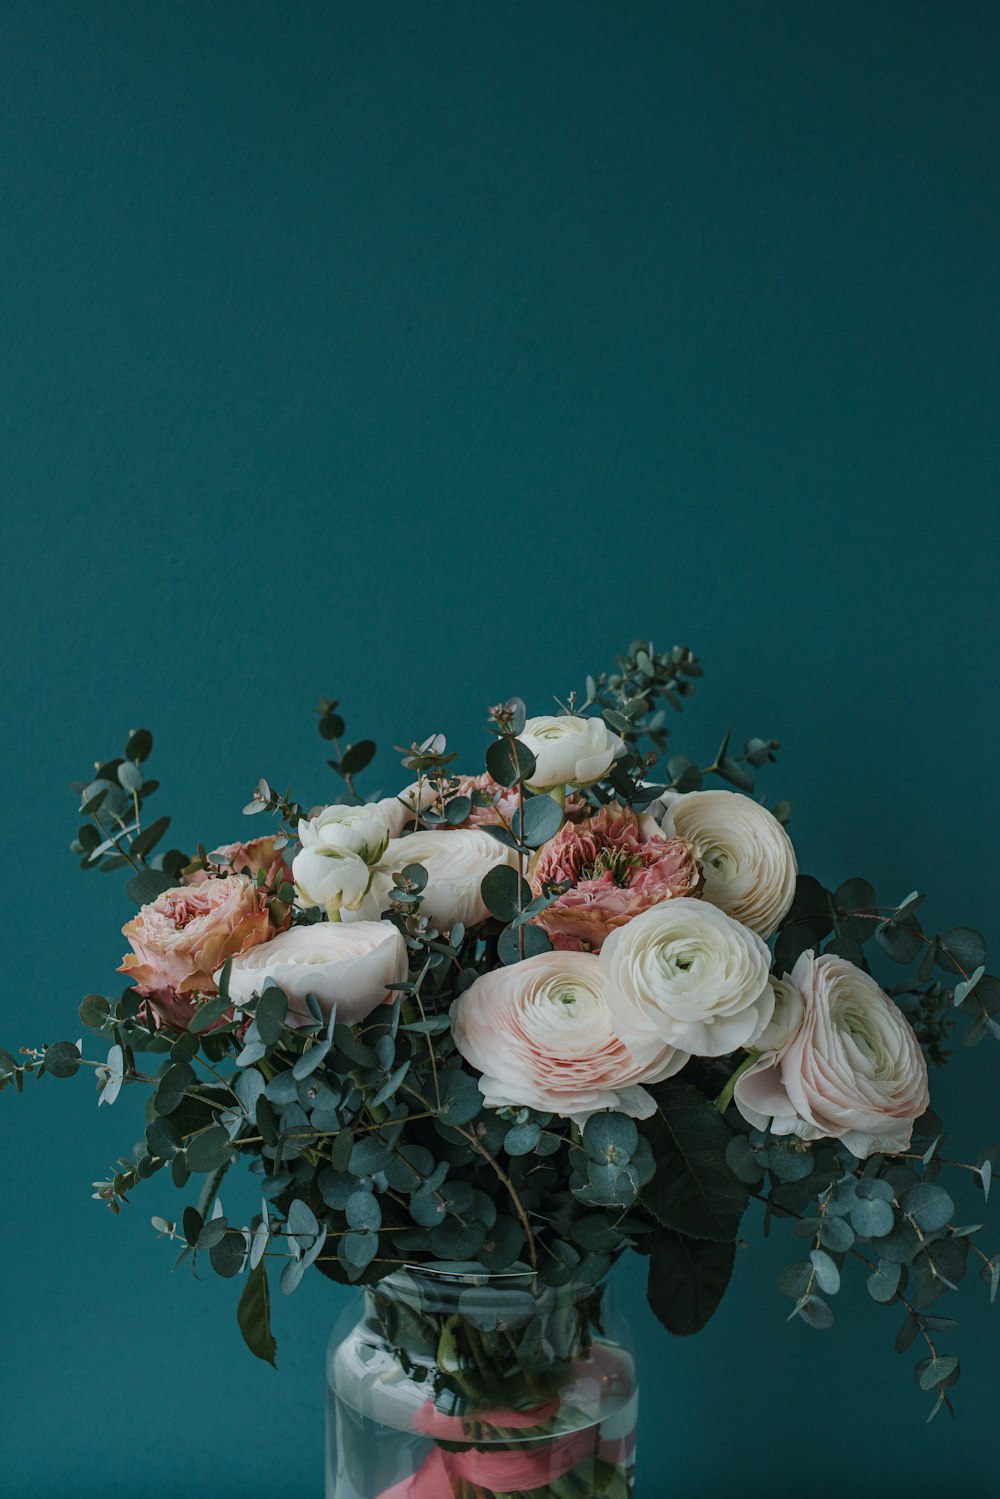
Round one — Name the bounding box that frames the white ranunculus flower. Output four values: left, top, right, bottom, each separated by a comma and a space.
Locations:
376, 782, 440, 839
734, 952, 929, 1158
297, 802, 390, 865
219, 920, 407, 1028
752, 974, 805, 1054
519, 714, 624, 791
291, 845, 372, 919
451, 950, 687, 1123
659, 789, 797, 938
344, 828, 518, 931
599, 897, 774, 1058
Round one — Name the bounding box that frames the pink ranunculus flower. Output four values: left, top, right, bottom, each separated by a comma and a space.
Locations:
184, 835, 292, 892
734, 951, 930, 1158
119, 875, 275, 1031
529, 801, 702, 953
450, 950, 687, 1123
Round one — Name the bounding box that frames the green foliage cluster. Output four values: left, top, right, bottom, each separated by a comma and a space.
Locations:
2, 639, 996, 1426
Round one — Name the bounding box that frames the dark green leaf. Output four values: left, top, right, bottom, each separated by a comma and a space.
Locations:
256, 987, 288, 1045
79, 993, 111, 1030
481, 864, 530, 924
497, 922, 552, 965
868, 1260, 903, 1303
797, 1295, 835, 1329
125, 869, 177, 905
583, 1113, 638, 1163
237, 1260, 277, 1366
125, 729, 154, 762
521, 794, 564, 847
437, 1069, 482, 1126
919, 1355, 959, 1391
130, 818, 173, 861
485, 737, 536, 789
154, 1061, 194, 1116
346, 1191, 382, 1232
875, 915, 923, 964
44, 1042, 81, 1079
937, 927, 987, 978
639, 1081, 749, 1241
186, 1126, 232, 1174
182, 1206, 203, 1247
715, 757, 753, 792
504, 1122, 541, 1156
188, 994, 231, 1034
209, 1230, 247, 1279
339, 740, 376, 777
647, 1231, 735, 1335
900, 1183, 955, 1233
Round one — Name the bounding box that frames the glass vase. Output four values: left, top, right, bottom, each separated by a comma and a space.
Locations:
326, 1263, 638, 1499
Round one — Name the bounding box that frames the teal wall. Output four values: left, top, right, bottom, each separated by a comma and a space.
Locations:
2, 4, 998, 1494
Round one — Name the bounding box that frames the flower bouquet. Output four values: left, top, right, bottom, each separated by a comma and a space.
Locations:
5, 640, 998, 1498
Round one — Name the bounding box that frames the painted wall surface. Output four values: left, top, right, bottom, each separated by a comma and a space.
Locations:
1, 5, 998, 1495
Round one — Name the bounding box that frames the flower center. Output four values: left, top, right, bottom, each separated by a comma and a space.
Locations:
583, 847, 641, 887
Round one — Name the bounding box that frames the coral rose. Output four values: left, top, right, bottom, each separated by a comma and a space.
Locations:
529, 801, 702, 952
119, 875, 274, 1030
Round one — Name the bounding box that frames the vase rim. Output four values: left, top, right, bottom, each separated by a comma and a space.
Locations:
391, 1258, 537, 1285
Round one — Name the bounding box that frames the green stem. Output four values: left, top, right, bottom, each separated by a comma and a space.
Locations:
715, 1052, 758, 1114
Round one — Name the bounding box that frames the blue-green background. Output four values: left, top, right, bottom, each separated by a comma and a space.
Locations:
2, 3, 998, 1494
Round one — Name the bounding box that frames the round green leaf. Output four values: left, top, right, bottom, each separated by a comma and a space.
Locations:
481, 864, 529, 924
44, 1042, 81, 1079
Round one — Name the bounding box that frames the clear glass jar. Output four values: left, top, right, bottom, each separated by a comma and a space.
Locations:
326, 1263, 637, 1499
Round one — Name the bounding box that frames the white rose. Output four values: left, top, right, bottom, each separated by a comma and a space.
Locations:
291, 845, 372, 918
660, 789, 797, 938
519, 714, 624, 791
219, 920, 407, 1028
344, 828, 518, 931
298, 802, 390, 865
451, 950, 686, 1123
600, 897, 774, 1058
734, 951, 929, 1158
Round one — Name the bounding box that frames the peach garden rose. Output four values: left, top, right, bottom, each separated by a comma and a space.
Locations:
184, 835, 291, 891
119, 874, 275, 1030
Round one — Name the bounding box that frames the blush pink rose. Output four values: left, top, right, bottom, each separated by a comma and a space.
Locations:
184, 835, 291, 892
529, 801, 702, 952
734, 951, 930, 1158
119, 875, 275, 1030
